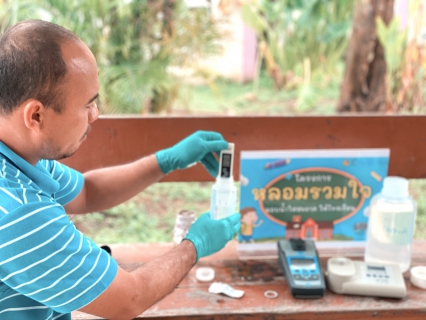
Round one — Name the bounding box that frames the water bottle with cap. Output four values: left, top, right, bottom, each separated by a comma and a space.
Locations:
364, 176, 417, 272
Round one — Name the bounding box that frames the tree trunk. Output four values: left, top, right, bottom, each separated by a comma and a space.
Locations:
337, 0, 394, 113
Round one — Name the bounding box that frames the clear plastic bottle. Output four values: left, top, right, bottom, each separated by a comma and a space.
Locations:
364, 176, 417, 272
210, 143, 237, 220
210, 177, 237, 220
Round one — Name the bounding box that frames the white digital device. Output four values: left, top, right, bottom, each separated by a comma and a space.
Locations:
326, 257, 406, 298
218, 143, 234, 178
210, 143, 237, 220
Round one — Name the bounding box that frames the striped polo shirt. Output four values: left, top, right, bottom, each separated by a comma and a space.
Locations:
0, 141, 118, 320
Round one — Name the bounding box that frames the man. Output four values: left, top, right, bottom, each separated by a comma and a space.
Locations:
0, 20, 240, 320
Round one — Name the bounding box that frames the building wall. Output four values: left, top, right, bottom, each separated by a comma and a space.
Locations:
184, 0, 257, 83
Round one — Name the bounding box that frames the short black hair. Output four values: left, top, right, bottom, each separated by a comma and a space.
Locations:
0, 19, 80, 115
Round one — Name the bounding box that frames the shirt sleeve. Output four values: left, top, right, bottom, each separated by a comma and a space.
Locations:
0, 201, 118, 313
43, 160, 84, 206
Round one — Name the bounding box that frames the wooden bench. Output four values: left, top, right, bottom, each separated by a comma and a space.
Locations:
62, 115, 426, 180
67, 115, 426, 319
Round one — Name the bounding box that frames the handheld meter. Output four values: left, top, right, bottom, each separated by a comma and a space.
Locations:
326, 257, 406, 298
210, 143, 237, 220
277, 238, 326, 298
218, 143, 234, 178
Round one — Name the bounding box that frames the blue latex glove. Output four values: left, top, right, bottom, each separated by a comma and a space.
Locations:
184, 212, 241, 262
155, 131, 228, 177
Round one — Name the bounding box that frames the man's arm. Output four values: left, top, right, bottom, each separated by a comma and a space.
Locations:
64, 154, 164, 214
64, 130, 228, 214
80, 240, 196, 319
79, 213, 241, 320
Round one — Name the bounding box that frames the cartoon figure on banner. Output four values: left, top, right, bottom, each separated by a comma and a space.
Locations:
240, 207, 264, 243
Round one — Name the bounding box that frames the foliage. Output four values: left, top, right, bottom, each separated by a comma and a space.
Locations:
2, 0, 426, 244
71, 181, 214, 244
376, 0, 426, 113
183, 70, 339, 115
0, 0, 227, 114
409, 180, 426, 239
241, 0, 356, 112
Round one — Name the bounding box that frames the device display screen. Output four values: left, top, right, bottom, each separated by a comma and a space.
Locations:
367, 265, 386, 271
291, 258, 315, 268
220, 154, 232, 177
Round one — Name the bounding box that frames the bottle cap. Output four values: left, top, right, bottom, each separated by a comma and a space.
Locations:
381, 176, 409, 198
410, 266, 426, 289
196, 267, 215, 282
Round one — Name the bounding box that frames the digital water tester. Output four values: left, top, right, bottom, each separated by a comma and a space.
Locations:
218, 144, 233, 178
278, 238, 326, 298
210, 143, 237, 220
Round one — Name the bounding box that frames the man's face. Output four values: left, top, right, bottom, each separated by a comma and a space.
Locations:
40, 40, 100, 160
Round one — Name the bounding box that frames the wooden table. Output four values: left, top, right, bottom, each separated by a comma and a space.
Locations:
72, 240, 426, 319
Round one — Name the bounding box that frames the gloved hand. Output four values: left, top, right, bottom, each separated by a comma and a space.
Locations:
155, 131, 228, 177
184, 212, 241, 262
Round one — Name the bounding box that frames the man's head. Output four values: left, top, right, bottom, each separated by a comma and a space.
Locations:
0, 19, 79, 115
0, 20, 100, 163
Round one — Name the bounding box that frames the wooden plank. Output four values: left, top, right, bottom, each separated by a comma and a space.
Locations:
60, 115, 426, 181
72, 240, 426, 320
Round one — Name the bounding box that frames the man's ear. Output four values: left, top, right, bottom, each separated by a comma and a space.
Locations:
22, 99, 44, 132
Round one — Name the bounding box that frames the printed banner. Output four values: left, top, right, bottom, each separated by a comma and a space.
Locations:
238, 149, 390, 248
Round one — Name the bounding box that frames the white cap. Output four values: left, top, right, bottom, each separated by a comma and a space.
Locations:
410, 266, 426, 289
381, 176, 409, 198
227, 142, 235, 153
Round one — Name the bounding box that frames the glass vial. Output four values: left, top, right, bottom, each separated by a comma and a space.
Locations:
173, 210, 196, 244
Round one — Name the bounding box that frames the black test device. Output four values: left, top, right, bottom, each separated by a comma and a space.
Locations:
278, 238, 326, 299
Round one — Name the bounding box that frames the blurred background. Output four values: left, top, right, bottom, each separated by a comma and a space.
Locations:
1, 0, 425, 244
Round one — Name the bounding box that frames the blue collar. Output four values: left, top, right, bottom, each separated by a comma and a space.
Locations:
0, 141, 60, 194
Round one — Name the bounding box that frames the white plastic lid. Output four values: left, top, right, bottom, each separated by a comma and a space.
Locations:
381, 176, 409, 198
196, 267, 215, 282
410, 266, 426, 290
